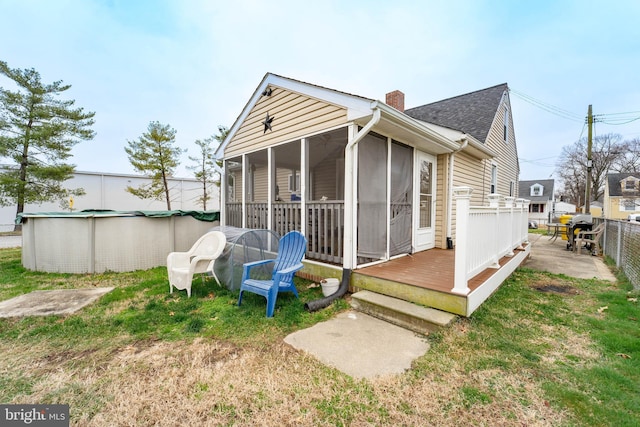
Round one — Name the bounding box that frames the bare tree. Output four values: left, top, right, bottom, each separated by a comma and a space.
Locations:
186, 126, 228, 210
613, 137, 640, 173
556, 133, 626, 205
187, 136, 217, 210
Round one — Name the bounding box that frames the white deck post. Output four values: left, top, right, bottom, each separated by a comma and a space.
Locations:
523, 199, 530, 243
515, 198, 527, 245
488, 193, 501, 267
452, 186, 473, 295
505, 196, 515, 256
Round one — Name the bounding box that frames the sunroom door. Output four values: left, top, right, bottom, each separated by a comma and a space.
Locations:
414, 151, 436, 252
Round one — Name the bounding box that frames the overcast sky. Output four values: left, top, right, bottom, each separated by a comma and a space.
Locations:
2, 0, 639, 182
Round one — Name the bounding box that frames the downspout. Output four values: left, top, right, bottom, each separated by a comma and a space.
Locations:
446, 137, 468, 249
305, 106, 381, 312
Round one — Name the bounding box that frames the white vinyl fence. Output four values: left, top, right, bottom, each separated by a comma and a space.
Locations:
453, 187, 529, 295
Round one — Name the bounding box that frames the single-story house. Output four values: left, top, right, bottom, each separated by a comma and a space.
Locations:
603, 172, 640, 219
518, 179, 554, 225
215, 73, 530, 316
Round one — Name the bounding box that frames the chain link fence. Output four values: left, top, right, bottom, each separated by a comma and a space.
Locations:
602, 219, 640, 289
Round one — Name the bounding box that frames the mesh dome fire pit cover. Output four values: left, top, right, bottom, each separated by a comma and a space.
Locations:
210, 226, 281, 291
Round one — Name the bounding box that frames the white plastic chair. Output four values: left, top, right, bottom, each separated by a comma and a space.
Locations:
167, 231, 226, 297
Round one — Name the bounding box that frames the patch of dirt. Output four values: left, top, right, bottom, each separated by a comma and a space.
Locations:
531, 278, 578, 295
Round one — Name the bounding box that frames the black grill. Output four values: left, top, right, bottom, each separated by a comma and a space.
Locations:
566, 214, 593, 251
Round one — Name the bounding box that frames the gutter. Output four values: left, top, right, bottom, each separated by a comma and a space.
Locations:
343, 106, 382, 269
446, 136, 469, 249
305, 106, 381, 312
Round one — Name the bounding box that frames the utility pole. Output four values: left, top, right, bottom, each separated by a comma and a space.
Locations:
584, 105, 593, 214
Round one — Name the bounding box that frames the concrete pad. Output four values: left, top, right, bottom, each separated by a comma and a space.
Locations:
0, 288, 114, 318
284, 310, 430, 379
523, 234, 616, 281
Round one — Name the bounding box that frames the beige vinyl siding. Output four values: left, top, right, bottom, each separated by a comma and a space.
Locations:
311, 160, 338, 200
449, 95, 519, 206
252, 166, 269, 202
276, 168, 298, 200
225, 87, 348, 158
484, 95, 519, 199
227, 170, 242, 203
452, 152, 486, 206
434, 153, 447, 248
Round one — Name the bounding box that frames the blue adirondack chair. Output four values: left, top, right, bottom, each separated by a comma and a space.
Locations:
237, 230, 307, 317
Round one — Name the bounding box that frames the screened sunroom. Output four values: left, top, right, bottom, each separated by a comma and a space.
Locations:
222, 125, 421, 268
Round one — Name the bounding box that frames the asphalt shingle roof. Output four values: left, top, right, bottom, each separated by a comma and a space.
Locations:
404, 83, 509, 143
607, 172, 640, 197
518, 179, 554, 202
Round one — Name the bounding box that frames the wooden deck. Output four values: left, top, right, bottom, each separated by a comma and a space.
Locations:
299, 244, 530, 317
355, 249, 514, 294
348, 247, 527, 316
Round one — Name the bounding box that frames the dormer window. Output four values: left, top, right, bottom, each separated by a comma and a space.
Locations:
623, 178, 637, 191
531, 184, 543, 197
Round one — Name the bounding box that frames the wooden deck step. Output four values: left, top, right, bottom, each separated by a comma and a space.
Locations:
350, 290, 457, 336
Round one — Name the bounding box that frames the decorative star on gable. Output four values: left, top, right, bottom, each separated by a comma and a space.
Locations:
262, 112, 274, 133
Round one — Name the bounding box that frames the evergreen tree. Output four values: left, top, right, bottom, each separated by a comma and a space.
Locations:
0, 61, 95, 229
124, 121, 183, 210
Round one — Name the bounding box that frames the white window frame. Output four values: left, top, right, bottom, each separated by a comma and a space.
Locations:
624, 179, 637, 190
620, 198, 640, 211
531, 184, 543, 197
490, 163, 498, 194
503, 106, 509, 144
227, 173, 235, 202
288, 172, 300, 193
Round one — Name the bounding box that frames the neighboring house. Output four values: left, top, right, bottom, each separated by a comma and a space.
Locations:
556, 201, 578, 216
0, 168, 219, 232
603, 172, 640, 219
518, 179, 554, 225
578, 201, 603, 218
216, 73, 528, 316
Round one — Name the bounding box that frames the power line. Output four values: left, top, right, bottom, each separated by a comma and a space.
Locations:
509, 88, 584, 122
597, 116, 640, 125
510, 88, 640, 126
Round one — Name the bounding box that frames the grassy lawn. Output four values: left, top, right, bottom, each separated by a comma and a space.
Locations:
1, 247, 638, 426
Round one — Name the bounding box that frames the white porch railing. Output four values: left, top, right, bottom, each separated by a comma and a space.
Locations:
308, 201, 344, 264
452, 187, 530, 295
225, 201, 345, 264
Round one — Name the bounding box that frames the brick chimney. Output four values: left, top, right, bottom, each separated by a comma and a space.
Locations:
385, 90, 405, 112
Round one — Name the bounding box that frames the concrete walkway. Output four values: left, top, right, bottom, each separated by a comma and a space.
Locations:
523, 233, 616, 281
285, 233, 616, 380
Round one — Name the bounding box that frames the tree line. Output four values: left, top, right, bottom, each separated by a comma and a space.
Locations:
0, 60, 226, 231
2, 60, 638, 227
555, 134, 640, 207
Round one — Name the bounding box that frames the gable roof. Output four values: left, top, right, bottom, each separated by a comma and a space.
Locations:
217, 73, 503, 160
607, 172, 640, 197
518, 179, 554, 202
217, 73, 466, 158
404, 83, 509, 143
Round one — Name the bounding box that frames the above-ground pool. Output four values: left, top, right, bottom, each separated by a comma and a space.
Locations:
19, 211, 219, 273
